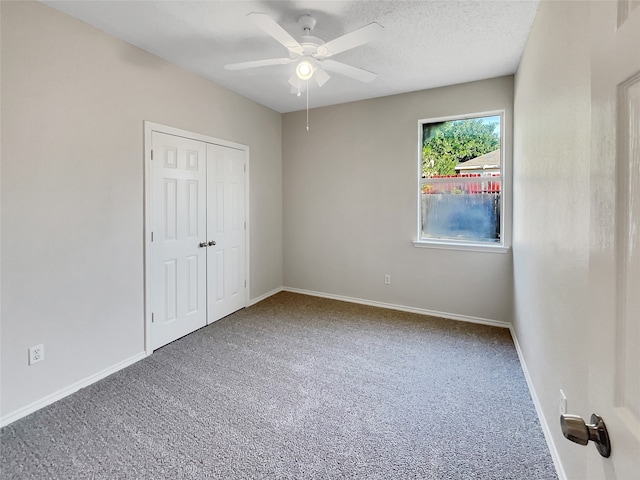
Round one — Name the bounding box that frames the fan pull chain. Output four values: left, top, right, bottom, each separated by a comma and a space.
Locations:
306, 80, 309, 131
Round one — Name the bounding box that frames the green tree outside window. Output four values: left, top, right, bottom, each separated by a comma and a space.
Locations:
422, 117, 500, 177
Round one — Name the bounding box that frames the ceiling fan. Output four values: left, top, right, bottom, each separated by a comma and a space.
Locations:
224, 13, 384, 94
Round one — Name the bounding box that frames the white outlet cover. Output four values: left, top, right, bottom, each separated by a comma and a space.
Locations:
29, 344, 44, 365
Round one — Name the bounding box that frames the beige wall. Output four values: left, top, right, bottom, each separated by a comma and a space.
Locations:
513, 1, 592, 478
282, 77, 514, 323
0, 1, 283, 418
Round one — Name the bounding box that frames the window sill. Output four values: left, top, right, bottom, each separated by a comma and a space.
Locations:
412, 240, 510, 254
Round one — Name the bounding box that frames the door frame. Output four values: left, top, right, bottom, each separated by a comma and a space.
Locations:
143, 121, 250, 355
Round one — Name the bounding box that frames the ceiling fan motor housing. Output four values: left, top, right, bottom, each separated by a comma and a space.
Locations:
301, 37, 324, 55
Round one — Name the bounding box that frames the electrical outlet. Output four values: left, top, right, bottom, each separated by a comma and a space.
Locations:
29, 344, 44, 365
384, 274, 391, 285
559, 389, 567, 415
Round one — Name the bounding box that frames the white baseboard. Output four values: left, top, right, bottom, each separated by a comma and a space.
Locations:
248, 286, 284, 306
0, 352, 147, 428
510, 327, 566, 480
282, 287, 511, 329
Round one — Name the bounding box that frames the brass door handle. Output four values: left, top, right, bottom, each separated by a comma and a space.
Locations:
560, 413, 611, 458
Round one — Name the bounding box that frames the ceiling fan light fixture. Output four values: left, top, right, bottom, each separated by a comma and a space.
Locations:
296, 60, 314, 80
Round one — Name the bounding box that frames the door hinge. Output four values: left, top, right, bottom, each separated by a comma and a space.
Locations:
244, 163, 246, 173
244, 221, 246, 230
151, 312, 155, 323
151, 149, 154, 161
151, 231, 154, 242
244, 279, 247, 287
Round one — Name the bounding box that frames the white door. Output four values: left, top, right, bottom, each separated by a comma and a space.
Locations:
206, 143, 247, 323
151, 132, 207, 350
588, 2, 640, 478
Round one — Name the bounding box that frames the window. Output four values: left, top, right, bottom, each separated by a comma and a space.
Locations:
416, 111, 506, 251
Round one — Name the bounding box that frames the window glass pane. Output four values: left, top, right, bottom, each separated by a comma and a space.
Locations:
420, 114, 502, 244
421, 179, 501, 242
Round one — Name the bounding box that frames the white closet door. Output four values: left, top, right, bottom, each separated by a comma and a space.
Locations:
207, 143, 246, 323
151, 132, 207, 349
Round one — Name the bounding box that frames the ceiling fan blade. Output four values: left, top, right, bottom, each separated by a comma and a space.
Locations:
248, 13, 304, 55
224, 57, 294, 70
316, 22, 384, 58
314, 67, 331, 87
321, 59, 377, 83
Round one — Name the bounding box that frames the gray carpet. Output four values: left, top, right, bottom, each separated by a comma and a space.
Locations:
1, 292, 558, 479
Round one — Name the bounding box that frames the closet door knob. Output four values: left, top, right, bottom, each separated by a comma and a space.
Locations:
208, 240, 216, 246
198, 242, 208, 248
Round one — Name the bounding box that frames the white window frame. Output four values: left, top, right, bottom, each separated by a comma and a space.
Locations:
413, 110, 510, 253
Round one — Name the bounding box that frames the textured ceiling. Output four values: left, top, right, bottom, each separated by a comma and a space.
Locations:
43, 1, 540, 113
